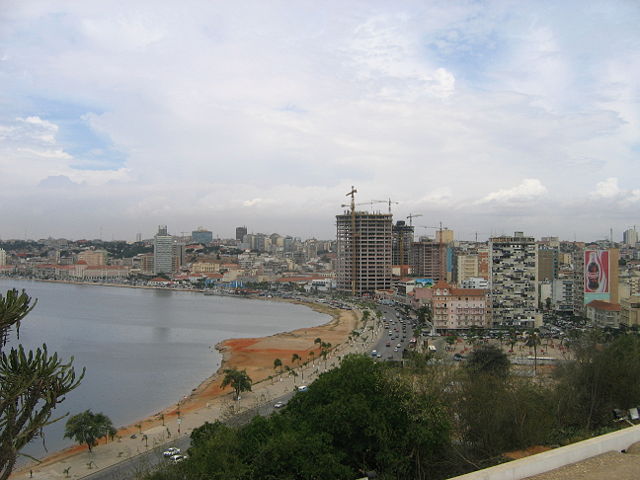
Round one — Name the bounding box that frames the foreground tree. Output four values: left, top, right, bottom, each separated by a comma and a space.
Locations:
64, 410, 116, 453
221, 368, 252, 400
0, 289, 83, 480
465, 344, 510, 378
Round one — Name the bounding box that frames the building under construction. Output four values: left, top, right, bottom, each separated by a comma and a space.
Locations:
336, 211, 393, 295
392, 220, 414, 266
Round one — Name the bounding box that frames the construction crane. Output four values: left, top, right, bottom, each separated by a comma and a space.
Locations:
345, 186, 358, 295
341, 200, 387, 212
373, 198, 399, 214
406, 213, 422, 226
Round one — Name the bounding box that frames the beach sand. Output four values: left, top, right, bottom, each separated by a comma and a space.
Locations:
10, 298, 363, 478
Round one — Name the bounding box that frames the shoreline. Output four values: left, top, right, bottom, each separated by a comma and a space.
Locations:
9, 286, 361, 477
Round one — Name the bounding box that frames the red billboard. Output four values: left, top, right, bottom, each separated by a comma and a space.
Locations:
584, 250, 609, 294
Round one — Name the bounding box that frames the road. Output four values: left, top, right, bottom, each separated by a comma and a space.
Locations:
82, 390, 297, 480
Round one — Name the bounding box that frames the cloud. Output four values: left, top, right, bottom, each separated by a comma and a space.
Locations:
0, 2, 638, 240
595, 177, 620, 198
477, 179, 548, 204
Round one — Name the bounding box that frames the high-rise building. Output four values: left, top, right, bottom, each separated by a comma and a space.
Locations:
456, 254, 479, 284
392, 220, 414, 266
537, 246, 558, 281
236, 226, 248, 243
0, 248, 6, 266
435, 228, 454, 244
336, 212, 392, 294
192, 227, 213, 244
154, 225, 174, 275
411, 239, 445, 281
623, 228, 638, 246
78, 249, 108, 266
489, 232, 538, 326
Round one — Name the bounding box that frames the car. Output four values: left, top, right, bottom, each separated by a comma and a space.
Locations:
163, 447, 181, 457
274, 401, 286, 408
393, 347, 398, 352
397, 343, 401, 348
297, 385, 308, 392
385, 342, 391, 347
376, 353, 382, 358
169, 454, 186, 463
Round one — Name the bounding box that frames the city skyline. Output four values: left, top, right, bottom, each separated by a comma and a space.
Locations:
1, 1, 639, 241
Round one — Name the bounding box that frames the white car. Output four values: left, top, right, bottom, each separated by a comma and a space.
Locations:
274, 401, 286, 408
170, 454, 186, 463
163, 447, 181, 457
297, 385, 308, 392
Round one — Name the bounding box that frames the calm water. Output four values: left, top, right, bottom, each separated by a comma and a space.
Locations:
0, 279, 328, 460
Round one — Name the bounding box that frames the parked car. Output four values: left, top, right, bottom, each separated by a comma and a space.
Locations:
163, 447, 181, 457
297, 385, 308, 392
274, 401, 286, 408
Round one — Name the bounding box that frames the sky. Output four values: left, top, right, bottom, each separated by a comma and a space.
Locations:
1, 0, 639, 242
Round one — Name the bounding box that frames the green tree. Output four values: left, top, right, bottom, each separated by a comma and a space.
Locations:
524, 330, 542, 376
221, 368, 252, 401
0, 289, 84, 479
64, 410, 116, 453
273, 358, 282, 376
465, 344, 510, 378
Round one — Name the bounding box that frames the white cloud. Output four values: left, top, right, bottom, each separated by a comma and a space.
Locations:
478, 179, 548, 204
595, 177, 620, 198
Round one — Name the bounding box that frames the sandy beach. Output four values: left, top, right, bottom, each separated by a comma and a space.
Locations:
10, 297, 365, 479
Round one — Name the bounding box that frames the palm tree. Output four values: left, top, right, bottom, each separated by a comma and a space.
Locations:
221, 368, 252, 401
273, 358, 283, 377
320, 341, 332, 369
308, 350, 315, 366
508, 328, 518, 353
64, 410, 116, 453
524, 330, 541, 376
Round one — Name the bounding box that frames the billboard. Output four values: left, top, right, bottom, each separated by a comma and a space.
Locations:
415, 278, 435, 288
584, 250, 609, 294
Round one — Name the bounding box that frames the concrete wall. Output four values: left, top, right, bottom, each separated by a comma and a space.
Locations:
447, 425, 640, 480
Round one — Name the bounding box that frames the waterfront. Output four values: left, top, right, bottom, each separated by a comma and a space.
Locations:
0, 278, 329, 462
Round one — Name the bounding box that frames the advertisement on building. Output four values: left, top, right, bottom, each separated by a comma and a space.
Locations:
584, 250, 610, 304
415, 278, 435, 288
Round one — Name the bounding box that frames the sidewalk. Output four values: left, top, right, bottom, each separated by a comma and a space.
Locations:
11, 318, 384, 480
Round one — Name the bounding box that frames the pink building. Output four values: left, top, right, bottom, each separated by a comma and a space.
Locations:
431, 281, 490, 330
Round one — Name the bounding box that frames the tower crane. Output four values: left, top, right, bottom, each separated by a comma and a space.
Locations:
345, 186, 358, 295
406, 213, 422, 226
373, 198, 399, 214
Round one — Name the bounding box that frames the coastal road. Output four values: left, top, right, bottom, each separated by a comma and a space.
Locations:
82, 391, 297, 480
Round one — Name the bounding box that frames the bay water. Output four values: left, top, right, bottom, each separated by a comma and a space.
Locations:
0, 278, 328, 462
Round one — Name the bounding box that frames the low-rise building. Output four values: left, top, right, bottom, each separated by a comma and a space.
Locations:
431, 281, 490, 330
585, 300, 621, 328
620, 295, 640, 327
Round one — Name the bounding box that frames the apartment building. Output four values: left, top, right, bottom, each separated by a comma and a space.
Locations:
431, 281, 490, 330
489, 232, 538, 326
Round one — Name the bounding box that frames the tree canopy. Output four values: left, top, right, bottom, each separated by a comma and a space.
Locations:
64, 410, 116, 452
221, 369, 252, 400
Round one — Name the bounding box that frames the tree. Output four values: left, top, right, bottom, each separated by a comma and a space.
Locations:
64, 410, 116, 453
273, 358, 282, 376
221, 368, 252, 401
465, 344, 510, 378
524, 330, 542, 376
0, 289, 84, 480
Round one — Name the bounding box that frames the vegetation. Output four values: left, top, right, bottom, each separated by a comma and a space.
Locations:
64, 410, 116, 452
0, 289, 83, 480
221, 368, 252, 400
144, 329, 640, 480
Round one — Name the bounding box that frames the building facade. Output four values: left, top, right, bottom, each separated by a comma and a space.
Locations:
411, 239, 445, 281
154, 225, 174, 275
489, 232, 538, 325
192, 228, 213, 244
431, 281, 490, 330
392, 220, 414, 266
336, 212, 392, 294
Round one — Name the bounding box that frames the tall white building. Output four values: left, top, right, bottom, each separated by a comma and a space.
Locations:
336, 211, 392, 295
623, 228, 638, 246
154, 225, 174, 275
489, 232, 538, 326
0, 248, 6, 266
